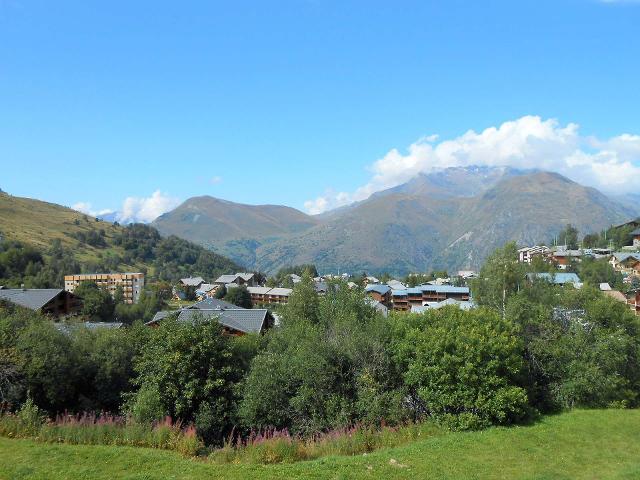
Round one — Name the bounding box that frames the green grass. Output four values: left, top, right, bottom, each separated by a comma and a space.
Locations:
1, 410, 638, 479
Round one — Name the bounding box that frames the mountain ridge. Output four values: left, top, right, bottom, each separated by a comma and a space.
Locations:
152, 167, 638, 275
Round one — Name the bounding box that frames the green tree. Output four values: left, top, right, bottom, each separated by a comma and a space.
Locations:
126, 315, 246, 445
557, 224, 579, 249
74, 281, 115, 321
223, 285, 252, 308
472, 242, 525, 318
393, 307, 530, 429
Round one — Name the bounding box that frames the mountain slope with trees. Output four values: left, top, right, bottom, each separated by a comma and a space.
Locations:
0, 192, 240, 288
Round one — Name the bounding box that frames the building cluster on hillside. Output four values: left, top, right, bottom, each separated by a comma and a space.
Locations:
364, 277, 474, 314
518, 220, 640, 316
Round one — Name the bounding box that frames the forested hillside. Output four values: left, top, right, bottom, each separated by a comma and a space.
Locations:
0, 192, 240, 288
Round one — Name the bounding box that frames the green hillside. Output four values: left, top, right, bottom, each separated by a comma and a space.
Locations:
0, 192, 240, 287
1, 410, 638, 479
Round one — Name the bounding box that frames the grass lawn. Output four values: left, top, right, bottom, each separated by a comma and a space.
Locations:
1, 409, 639, 480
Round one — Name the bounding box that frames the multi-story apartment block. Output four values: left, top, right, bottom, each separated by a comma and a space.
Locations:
64, 273, 145, 304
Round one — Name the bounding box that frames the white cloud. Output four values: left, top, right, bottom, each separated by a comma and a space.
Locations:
118, 190, 181, 223
210, 176, 223, 185
72, 202, 115, 218
304, 116, 640, 214
73, 190, 181, 224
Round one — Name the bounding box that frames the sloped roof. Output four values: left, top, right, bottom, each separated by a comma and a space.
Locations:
0, 289, 65, 311
237, 273, 255, 281
181, 277, 205, 287
612, 252, 640, 263
365, 284, 391, 295
196, 283, 216, 293
392, 289, 408, 297
387, 280, 407, 290
215, 274, 239, 284
176, 308, 270, 334
151, 310, 174, 323
604, 290, 628, 303
631, 228, 640, 235
188, 297, 239, 310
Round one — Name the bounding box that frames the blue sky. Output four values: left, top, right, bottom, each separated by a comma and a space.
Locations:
1, 0, 639, 220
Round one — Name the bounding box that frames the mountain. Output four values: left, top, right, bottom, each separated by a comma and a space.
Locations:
153, 167, 637, 275
153, 196, 319, 267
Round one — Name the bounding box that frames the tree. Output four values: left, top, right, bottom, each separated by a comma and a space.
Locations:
281, 273, 319, 325
393, 307, 530, 429
214, 284, 227, 299
224, 285, 252, 308
471, 242, 525, 318
126, 316, 246, 445
239, 281, 403, 435
74, 281, 115, 321
557, 224, 579, 249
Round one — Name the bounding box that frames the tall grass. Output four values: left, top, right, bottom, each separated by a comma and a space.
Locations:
0, 408, 202, 456
209, 422, 443, 464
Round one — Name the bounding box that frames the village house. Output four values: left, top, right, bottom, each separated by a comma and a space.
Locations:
147, 308, 274, 335
213, 272, 259, 288
0, 287, 81, 316
180, 276, 205, 289
550, 249, 583, 269
365, 284, 392, 308
609, 253, 640, 275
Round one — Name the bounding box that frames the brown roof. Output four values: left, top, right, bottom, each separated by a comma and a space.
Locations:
604, 290, 628, 303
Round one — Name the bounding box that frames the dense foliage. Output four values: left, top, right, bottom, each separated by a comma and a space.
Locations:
1, 242, 639, 452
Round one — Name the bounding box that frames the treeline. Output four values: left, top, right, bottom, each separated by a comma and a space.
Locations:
0, 223, 240, 288
553, 221, 638, 250
2, 257, 638, 447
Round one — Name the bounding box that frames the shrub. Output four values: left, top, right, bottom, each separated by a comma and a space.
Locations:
393, 307, 531, 429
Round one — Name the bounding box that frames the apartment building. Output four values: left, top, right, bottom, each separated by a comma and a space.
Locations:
64, 272, 145, 304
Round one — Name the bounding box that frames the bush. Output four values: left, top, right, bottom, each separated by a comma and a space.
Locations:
393, 307, 531, 429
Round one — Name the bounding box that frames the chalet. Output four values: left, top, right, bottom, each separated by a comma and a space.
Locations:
365, 284, 392, 308
180, 276, 205, 289
195, 283, 216, 299
609, 253, 640, 275
364, 276, 380, 285
213, 272, 259, 287
188, 297, 238, 310
527, 272, 581, 286
0, 288, 81, 316
551, 249, 582, 269
146, 308, 274, 335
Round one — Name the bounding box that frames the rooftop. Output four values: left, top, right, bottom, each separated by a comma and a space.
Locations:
0, 288, 65, 311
